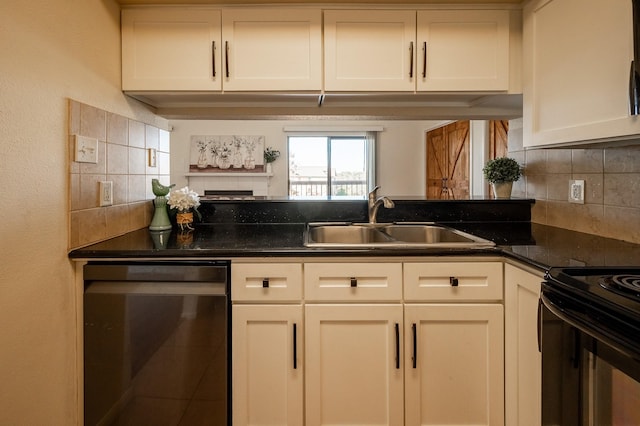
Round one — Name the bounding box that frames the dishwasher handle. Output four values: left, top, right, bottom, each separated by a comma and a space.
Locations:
83, 261, 229, 283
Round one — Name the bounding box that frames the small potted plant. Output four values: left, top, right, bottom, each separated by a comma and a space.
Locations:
167, 186, 201, 231
263, 146, 280, 173
482, 156, 522, 199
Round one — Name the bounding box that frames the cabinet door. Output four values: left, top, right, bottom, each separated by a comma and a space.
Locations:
324, 10, 417, 91
232, 305, 303, 426
524, 0, 639, 146
121, 8, 222, 91
305, 304, 404, 426
222, 8, 322, 91
417, 10, 510, 91
504, 263, 542, 426
404, 304, 504, 426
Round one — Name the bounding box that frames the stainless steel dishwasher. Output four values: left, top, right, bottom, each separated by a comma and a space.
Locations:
83, 261, 230, 426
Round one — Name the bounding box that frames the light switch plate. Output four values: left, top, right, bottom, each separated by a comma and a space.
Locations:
148, 148, 157, 167
74, 135, 98, 163
569, 179, 585, 204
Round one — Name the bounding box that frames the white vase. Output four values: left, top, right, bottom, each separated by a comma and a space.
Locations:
492, 181, 513, 199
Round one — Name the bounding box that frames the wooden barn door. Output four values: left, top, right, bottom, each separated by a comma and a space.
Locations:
426, 121, 470, 199
489, 120, 509, 160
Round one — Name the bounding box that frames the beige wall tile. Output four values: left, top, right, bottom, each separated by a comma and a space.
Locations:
526, 174, 547, 199
572, 148, 603, 173
159, 129, 170, 152
70, 174, 80, 211
604, 206, 640, 243
78, 174, 106, 210
106, 174, 128, 206
546, 149, 571, 173
158, 151, 170, 175
546, 173, 570, 201
129, 146, 147, 175
530, 199, 547, 224
604, 145, 640, 173
129, 202, 151, 230
70, 208, 107, 248
107, 143, 128, 175
604, 173, 640, 208
128, 175, 147, 203
547, 201, 604, 235
106, 204, 131, 237
80, 103, 106, 140
146, 124, 159, 149
69, 99, 81, 135
525, 149, 546, 174
129, 119, 146, 148
107, 112, 128, 145
573, 173, 603, 205
68, 135, 79, 174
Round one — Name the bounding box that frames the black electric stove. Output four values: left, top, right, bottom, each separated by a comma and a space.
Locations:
543, 267, 640, 360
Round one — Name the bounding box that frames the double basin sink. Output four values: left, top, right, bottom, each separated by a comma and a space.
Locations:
304, 222, 495, 249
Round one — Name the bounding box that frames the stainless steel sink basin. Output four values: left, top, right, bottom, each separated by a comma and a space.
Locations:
304, 222, 495, 248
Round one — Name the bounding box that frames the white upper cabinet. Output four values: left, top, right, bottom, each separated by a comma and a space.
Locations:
222, 8, 322, 91
417, 10, 510, 91
122, 8, 222, 91
324, 10, 417, 92
524, 0, 639, 147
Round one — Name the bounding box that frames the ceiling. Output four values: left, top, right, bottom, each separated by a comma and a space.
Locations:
116, 0, 522, 4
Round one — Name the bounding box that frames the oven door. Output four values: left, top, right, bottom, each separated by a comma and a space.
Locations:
540, 287, 640, 425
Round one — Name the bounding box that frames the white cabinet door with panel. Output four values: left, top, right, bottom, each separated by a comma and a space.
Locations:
222, 8, 322, 91
121, 8, 222, 91
305, 304, 404, 426
524, 0, 640, 146
232, 305, 303, 426
504, 263, 543, 426
324, 10, 417, 92
417, 10, 510, 91
404, 303, 505, 426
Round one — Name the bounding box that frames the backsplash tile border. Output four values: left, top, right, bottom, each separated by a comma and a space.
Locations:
68, 99, 169, 250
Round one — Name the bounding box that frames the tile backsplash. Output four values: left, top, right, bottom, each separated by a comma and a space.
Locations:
68, 100, 170, 249
508, 118, 640, 244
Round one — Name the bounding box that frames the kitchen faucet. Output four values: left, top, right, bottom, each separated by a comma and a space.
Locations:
368, 186, 395, 224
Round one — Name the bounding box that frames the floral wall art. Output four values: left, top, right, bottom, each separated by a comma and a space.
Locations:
189, 135, 265, 173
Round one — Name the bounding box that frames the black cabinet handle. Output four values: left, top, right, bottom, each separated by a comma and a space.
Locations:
211, 41, 216, 77
225, 41, 230, 78
412, 323, 417, 369
409, 41, 414, 78
395, 323, 400, 369
422, 41, 427, 78
350, 277, 357, 287
450, 277, 459, 287
293, 323, 297, 369
262, 278, 269, 288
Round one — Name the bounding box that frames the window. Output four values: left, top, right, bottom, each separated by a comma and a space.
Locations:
288, 134, 375, 197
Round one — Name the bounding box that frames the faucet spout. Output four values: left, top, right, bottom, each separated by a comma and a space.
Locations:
368, 186, 395, 224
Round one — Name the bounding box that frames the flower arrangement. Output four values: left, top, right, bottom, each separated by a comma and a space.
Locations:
264, 147, 281, 163
482, 157, 522, 183
168, 186, 200, 212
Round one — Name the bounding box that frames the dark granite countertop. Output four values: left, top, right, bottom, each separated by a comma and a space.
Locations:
68, 199, 640, 271
68, 222, 640, 272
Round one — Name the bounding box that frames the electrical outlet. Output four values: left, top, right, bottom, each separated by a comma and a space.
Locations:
99, 181, 113, 206
569, 179, 585, 204
74, 135, 98, 163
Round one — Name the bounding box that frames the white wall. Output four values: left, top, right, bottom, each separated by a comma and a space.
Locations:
170, 119, 444, 196
0, 2, 163, 424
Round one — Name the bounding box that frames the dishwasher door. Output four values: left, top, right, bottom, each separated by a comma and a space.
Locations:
83, 261, 230, 426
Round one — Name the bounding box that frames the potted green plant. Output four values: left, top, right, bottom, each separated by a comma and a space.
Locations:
482, 156, 522, 199
263, 146, 280, 173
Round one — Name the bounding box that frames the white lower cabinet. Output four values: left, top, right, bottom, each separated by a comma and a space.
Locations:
504, 263, 543, 426
305, 304, 404, 426
404, 303, 504, 426
232, 258, 513, 426
232, 304, 303, 426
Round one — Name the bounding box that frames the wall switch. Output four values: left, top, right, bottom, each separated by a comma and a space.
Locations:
569, 179, 585, 204
99, 181, 113, 206
74, 135, 98, 163
148, 148, 157, 167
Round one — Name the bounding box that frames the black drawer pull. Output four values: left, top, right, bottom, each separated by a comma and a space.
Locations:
293, 323, 298, 369
395, 323, 400, 369
350, 277, 357, 287
412, 323, 417, 369
450, 277, 459, 287
262, 278, 269, 288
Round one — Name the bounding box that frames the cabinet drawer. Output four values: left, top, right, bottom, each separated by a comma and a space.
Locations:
304, 263, 402, 302
404, 262, 503, 301
232, 263, 302, 302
